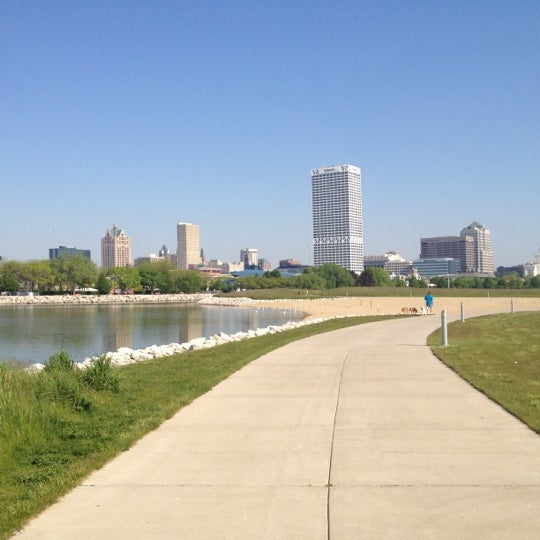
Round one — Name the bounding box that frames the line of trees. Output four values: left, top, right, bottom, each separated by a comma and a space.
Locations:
0, 257, 207, 295
211, 264, 429, 292
2, 258, 539, 296
212, 265, 540, 291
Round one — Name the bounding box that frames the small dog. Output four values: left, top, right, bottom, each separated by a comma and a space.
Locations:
401, 307, 419, 315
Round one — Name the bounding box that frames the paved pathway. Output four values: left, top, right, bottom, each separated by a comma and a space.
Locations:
14, 315, 540, 539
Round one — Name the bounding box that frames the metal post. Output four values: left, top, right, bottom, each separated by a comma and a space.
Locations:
511, 299, 515, 314
461, 302, 465, 322
441, 310, 448, 346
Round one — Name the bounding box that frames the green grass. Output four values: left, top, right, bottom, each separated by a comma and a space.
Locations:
428, 311, 540, 433
0, 315, 394, 539
219, 286, 540, 300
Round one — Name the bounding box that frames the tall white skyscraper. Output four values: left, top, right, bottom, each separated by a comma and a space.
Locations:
311, 164, 364, 273
176, 222, 200, 270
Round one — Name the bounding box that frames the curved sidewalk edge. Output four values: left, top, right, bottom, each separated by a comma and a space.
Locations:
13, 315, 540, 539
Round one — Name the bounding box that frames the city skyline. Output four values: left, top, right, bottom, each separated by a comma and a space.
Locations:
3, 214, 540, 272
1, 2, 539, 267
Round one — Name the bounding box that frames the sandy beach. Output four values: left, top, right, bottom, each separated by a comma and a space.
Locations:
3, 293, 540, 321
236, 295, 540, 321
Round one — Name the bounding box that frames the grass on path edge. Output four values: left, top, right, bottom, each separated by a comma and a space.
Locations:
1, 315, 393, 539
428, 311, 540, 434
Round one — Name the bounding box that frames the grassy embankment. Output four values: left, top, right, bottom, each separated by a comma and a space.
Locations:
0, 315, 393, 539
428, 311, 540, 434
219, 286, 540, 299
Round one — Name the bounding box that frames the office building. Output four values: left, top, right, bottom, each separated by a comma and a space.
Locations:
420, 236, 475, 273
101, 224, 131, 270
412, 258, 460, 278
240, 248, 259, 269
460, 222, 494, 274
311, 164, 363, 273
177, 222, 200, 270
420, 221, 494, 275
49, 246, 91, 260
364, 251, 412, 278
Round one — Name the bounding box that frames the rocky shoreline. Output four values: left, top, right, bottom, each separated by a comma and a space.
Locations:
6, 293, 310, 372
0, 293, 211, 305
0, 292, 297, 310
13, 294, 540, 373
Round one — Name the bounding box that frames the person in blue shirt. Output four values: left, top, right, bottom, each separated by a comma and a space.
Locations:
424, 292, 434, 314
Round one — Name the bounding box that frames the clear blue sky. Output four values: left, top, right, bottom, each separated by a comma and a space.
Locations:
1, 1, 538, 267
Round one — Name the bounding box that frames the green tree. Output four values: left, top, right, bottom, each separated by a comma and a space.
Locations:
23, 260, 54, 294
498, 272, 525, 289
0, 272, 20, 293
106, 266, 141, 292
171, 270, 205, 293
313, 263, 354, 288
366, 267, 392, 286
95, 271, 112, 294
0, 261, 25, 292
430, 276, 451, 289
209, 277, 233, 292
137, 260, 175, 293
357, 267, 376, 287
483, 277, 498, 289
264, 269, 282, 279
408, 276, 428, 288
531, 275, 540, 288
453, 277, 476, 288
51, 256, 98, 294
286, 271, 326, 290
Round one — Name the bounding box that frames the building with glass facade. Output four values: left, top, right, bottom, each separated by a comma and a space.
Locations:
311, 164, 363, 273
49, 246, 91, 260
412, 258, 460, 278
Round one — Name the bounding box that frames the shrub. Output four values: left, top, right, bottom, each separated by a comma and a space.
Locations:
38, 352, 92, 411
43, 351, 75, 373
82, 355, 120, 393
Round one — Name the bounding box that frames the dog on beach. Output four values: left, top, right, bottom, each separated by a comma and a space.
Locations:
401, 307, 419, 314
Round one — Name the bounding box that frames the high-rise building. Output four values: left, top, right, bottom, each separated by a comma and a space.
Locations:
311, 164, 364, 273
420, 235, 475, 273
177, 222, 200, 269
420, 222, 494, 275
101, 224, 131, 270
460, 222, 494, 274
240, 248, 259, 269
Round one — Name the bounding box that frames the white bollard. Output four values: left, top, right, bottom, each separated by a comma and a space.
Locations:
441, 310, 448, 346
461, 302, 465, 322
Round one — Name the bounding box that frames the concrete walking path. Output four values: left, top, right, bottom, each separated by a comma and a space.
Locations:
14, 315, 540, 539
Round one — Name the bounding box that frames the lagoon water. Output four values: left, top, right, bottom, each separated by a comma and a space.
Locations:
0, 303, 303, 365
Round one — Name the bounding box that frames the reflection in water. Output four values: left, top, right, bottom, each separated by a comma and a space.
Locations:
100, 305, 133, 354
0, 303, 302, 365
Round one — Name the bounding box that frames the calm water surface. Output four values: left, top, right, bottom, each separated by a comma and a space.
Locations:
0, 303, 303, 365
